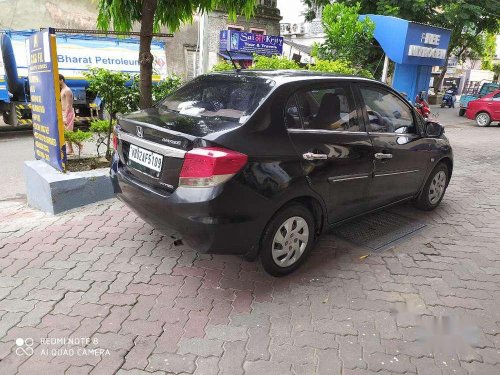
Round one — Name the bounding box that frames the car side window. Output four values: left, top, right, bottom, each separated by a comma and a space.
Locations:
285, 86, 360, 132
360, 87, 416, 134
492, 93, 500, 101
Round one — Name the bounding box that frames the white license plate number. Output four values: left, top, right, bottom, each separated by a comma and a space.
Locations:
128, 144, 163, 172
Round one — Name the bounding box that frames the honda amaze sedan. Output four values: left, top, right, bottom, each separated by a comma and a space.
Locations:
111, 71, 453, 276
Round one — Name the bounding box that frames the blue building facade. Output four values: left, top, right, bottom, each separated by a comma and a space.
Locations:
360, 15, 451, 103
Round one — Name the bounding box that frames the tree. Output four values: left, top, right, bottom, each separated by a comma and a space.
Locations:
481, 33, 496, 71
432, 1, 499, 91
316, 3, 374, 70
84, 68, 136, 159
303, 1, 500, 90
97, 0, 257, 109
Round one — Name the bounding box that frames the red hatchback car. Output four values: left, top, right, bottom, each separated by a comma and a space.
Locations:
465, 89, 500, 127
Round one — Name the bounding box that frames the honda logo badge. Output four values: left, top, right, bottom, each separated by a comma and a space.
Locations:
136, 126, 143, 138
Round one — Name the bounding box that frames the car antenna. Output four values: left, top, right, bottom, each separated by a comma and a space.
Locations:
225, 50, 241, 73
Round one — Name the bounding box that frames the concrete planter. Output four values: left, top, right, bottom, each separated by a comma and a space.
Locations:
24, 160, 114, 214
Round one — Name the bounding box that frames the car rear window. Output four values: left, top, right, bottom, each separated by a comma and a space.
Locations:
159, 75, 275, 123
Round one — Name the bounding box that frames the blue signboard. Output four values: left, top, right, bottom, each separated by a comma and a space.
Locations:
27, 29, 66, 172
219, 30, 283, 56
402, 22, 451, 66
360, 15, 451, 66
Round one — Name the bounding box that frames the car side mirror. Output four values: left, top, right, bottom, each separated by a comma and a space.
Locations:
425, 121, 444, 138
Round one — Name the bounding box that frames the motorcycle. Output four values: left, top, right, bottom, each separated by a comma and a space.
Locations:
415, 92, 431, 119
441, 88, 455, 108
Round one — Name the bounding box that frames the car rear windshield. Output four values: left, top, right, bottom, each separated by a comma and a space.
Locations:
159, 75, 275, 123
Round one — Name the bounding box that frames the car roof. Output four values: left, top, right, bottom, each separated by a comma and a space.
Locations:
208, 69, 380, 86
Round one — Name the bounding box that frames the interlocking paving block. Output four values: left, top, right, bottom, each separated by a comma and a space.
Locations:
333, 210, 426, 252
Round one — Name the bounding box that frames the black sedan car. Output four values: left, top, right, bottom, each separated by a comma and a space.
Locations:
111, 71, 452, 276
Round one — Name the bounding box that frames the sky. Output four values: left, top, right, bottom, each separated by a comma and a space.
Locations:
277, 0, 306, 24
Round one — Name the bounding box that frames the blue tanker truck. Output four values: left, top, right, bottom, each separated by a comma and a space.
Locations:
0, 30, 167, 126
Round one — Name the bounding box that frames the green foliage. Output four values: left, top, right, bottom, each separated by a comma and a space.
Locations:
84, 68, 137, 159
318, 3, 375, 69
211, 61, 236, 72
97, 0, 257, 34
304, 0, 500, 85
64, 129, 93, 159
89, 119, 111, 134
481, 33, 496, 71
310, 59, 373, 78
251, 55, 301, 70
492, 64, 500, 81
97, 0, 257, 108
84, 68, 136, 115
152, 75, 183, 102
89, 119, 113, 158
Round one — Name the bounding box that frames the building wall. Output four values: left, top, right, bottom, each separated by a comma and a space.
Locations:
0, 0, 98, 29
166, 5, 281, 80
2, 0, 281, 81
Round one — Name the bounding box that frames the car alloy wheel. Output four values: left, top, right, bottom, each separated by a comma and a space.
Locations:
428, 170, 446, 205
272, 216, 309, 268
476, 112, 491, 127
260, 204, 316, 276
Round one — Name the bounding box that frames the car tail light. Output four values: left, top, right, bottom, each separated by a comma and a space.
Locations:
179, 147, 248, 187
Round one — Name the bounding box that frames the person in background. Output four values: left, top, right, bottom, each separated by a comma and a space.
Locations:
59, 74, 76, 155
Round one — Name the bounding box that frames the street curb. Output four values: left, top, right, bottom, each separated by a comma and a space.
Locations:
23, 160, 114, 215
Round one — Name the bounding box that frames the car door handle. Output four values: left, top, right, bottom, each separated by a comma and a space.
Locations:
303, 152, 328, 161
374, 152, 393, 160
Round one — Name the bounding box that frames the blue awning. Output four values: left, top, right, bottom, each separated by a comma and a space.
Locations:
218, 51, 253, 61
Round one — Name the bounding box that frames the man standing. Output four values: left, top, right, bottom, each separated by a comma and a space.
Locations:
59, 74, 76, 155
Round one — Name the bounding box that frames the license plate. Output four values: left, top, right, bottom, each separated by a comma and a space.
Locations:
128, 144, 163, 172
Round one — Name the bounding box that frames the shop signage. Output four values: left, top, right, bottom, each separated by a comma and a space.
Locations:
408, 45, 447, 59
219, 30, 283, 56
408, 31, 447, 59
27, 29, 66, 172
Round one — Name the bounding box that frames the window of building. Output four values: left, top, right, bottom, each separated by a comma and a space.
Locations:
227, 25, 244, 31
250, 28, 266, 35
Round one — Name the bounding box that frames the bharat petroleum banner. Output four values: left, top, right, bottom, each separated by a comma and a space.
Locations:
7, 34, 167, 78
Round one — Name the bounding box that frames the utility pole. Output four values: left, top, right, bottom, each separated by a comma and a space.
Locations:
197, 11, 209, 76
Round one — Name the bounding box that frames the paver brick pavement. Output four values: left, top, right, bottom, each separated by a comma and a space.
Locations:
0, 110, 499, 374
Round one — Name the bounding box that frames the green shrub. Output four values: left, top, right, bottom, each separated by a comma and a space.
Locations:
211, 61, 235, 71
309, 59, 373, 78
64, 129, 93, 159
89, 119, 113, 158
251, 54, 300, 70
152, 75, 183, 102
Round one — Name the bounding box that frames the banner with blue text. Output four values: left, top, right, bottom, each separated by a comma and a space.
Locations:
27, 29, 66, 172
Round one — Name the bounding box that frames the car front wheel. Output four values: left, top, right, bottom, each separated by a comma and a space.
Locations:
476, 112, 491, 127
260, 204, 315, 276
415, 163, 449, 211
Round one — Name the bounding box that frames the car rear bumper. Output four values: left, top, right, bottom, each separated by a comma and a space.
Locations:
111, 158, 268, 256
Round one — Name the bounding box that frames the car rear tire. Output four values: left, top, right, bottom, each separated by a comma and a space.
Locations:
458, 108, 465, 117
260, 204, 316, 276
475, 112, 491, 127
414, 163, 449, 211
